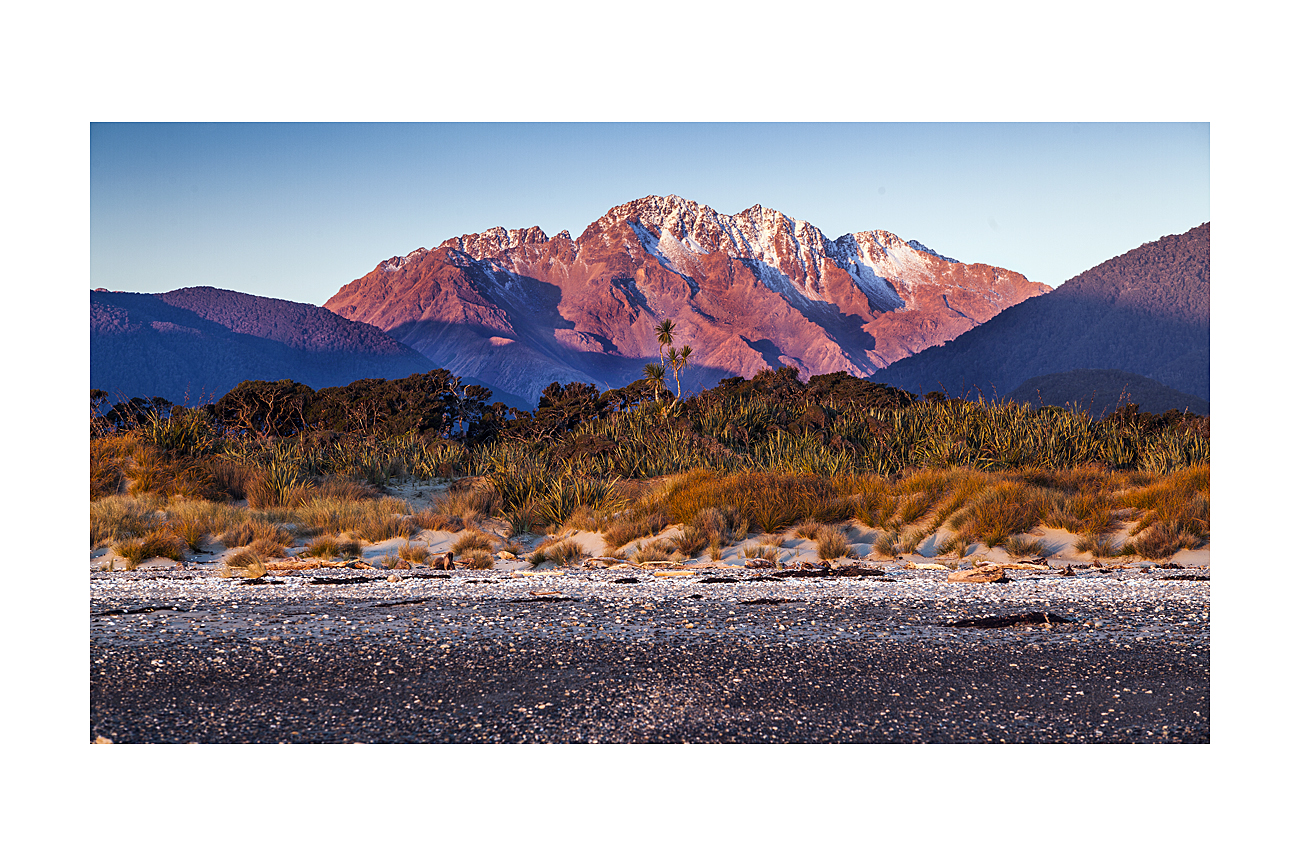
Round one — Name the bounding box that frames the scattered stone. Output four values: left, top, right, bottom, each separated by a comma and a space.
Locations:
1157, 572, 1209, 581
386, 574, 403, 582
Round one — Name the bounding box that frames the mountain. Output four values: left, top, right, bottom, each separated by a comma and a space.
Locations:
91, 286, 457, 405
873, 223, 1210, 405
1005, 369, 1209, 418
323, 195, 1051, 403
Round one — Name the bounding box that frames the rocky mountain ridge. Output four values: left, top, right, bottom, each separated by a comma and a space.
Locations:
324, 194, 1051, 403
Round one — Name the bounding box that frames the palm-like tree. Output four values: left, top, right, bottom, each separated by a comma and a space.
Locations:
668, 345, 693, 401
655, 319, 676, 367
643, 362, 666, 404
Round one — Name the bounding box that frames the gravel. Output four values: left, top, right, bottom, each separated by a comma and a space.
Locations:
90, 561, 1210, 743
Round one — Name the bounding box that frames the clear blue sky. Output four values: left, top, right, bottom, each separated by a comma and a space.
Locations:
91, 122, 1208, 305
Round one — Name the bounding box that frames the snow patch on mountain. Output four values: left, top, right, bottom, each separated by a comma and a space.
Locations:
907, 240, 959, 263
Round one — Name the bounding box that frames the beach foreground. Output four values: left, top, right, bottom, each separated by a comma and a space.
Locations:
90, 562, 1209, 744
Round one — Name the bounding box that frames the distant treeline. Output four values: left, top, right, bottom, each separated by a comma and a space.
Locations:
93, 365, 1207, 454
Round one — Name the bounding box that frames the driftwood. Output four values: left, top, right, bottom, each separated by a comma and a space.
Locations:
265, 558, 376, 571
947, 612, 1077, 628
745, 558, 775, 569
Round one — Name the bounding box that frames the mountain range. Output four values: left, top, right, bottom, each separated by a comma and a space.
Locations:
323, 195, 1051, 403
873, 222, 1209, 406
90, 196, 1208, 416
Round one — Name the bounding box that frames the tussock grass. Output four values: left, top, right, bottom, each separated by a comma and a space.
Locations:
303, 534, 363, 560
436, 484, 502, 523
741, 542, 781, 563
292, 496, 414, 541
816, 527, 851, 560
668, 525, 709, 558
949, 481, 1050, 548
458, 549, 496, 570
228, 539, 284, 568
603, 513, 670, 550
794, 521, 827, 541
1075, 533, 1120, 558
114, 528, 184, 568
413, 510, 464, 533
398, 541, 430, 563
1131, 522, 1203, 559
450, 529, 497, 556
872, 530, 898, 558
1004, 535, 1047, 558
534, 537, 587, 565
630, 538, 683, 564
219, 519, 294, 550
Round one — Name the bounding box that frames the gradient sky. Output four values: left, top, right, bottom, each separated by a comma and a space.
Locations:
91, 122, 1208, 306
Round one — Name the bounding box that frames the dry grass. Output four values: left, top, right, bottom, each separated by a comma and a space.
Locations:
949, 481, 1050, 548
450, 529, 497, 556
114, 528, 184, 568
413, 510, 464, 533
225, 537, 287, 565
603, 512, 670, 550
458, 548, 496, 570
668, 525, 709, 558
218, 519, 294, 550
741, 542, 782, 563
1004, 535, 1047, 558
293, 496, 414, 541
1075, 533, 1120, 558
303, 534, 363, 560
534, 537, 587, 565
630, 538, 683, 564
398, 541, 430, 563
872, 530, 898, 558
1130, 522, 1203, 559
436, 484, 501, 523
816, 527, 851, 560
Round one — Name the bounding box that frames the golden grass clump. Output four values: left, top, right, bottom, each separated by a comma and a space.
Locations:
1004, 534, 1047, 558
816, 527, 851, 560
629, 538, 682, 564
668, 525, 709, 558
226, 540, 282, 566
794, 521, 827, 541
303, 534, 363, 560
872, 530, 898, 558
948, 481, 1050, 548
436, 484, 501, 523
219, 519, 294, 550
450, 529, 497, 556
534, 537, 587, 565
458, 548, 496, 570
114, 528, 184, 568
398, 541, 430, 564
293, 496, 414, 541
603, 512, 670, 550
740, 542, 781, 563
1075, 533, 1120, 558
